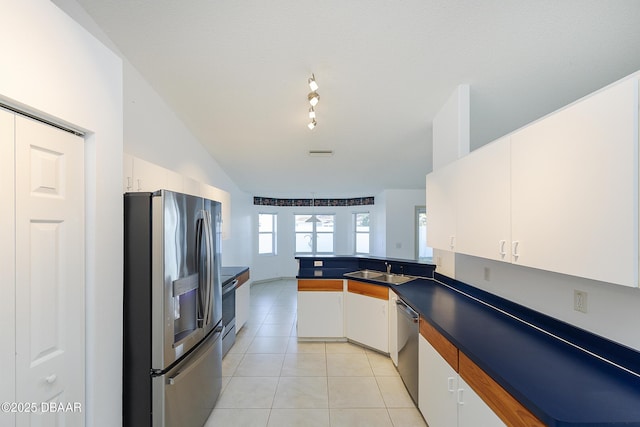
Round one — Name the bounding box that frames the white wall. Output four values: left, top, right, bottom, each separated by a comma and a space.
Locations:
455, 254, 640, 351
251, 202, 378, 282
122, 61, 253, 267
52, 0, 254, 268
380, 189, 426, 259
432, 84, 470, 170
0, 1, 123, 425
250, 192, 426, 282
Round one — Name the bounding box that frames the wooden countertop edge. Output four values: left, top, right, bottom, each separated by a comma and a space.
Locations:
420, 317, 544, 427
347, 280, 389, 300
235, 269, 250, 288
459, 352, 544, 427
298, 278, 344, 292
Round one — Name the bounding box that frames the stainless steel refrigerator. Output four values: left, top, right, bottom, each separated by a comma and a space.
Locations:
123, 190, 224, 427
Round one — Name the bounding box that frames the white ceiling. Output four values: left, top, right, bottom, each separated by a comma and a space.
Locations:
66, 0, 640, 197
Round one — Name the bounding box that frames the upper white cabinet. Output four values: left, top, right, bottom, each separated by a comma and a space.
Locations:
456, 137, 511, 262
123, 153, 134, 193
201, 184, 232, 239
426, 74, 639, 287
426, 161, 458, 252
130, 156, 169, 192
511, 77, 638, 286
123, 154, 232, 239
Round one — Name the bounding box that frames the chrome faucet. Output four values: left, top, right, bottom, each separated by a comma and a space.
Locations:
385, 262, 391, 274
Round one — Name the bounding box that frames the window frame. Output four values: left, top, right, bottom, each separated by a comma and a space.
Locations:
294, 213, 336, 255
258, 212, 277, 256
353, 211, 370, 254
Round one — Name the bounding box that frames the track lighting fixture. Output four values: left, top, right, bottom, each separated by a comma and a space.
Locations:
308, 91, 320, 107
307, 74, 320, 129
308, 74, 319, 91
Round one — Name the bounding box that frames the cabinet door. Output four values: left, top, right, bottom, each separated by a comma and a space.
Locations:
419, 335, 458, 427
235, 281, 251, 332
457, 137, 510, 262
426, 161, 457, 251
458, 376, 505, 427
388, 290, 398, 366
132, 157, 167, 192
346, 291, 389, 352
297, 291, 344, 338
511, 77, 638, 286
123, 153, 134, 193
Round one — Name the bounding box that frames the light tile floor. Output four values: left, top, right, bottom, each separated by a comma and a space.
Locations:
205, 279, 427, 427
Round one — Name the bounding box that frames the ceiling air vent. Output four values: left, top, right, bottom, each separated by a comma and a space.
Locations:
308, 150, 334, 157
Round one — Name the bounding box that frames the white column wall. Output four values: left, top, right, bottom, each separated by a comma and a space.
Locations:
0, 1, 123, 425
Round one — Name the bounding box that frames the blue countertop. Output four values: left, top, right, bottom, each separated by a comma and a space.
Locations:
297, 262, 640, 426
221, 266, 249, 286
392, 275, 640, 427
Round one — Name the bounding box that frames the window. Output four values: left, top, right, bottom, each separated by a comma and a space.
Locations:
258, 213, 277, 255
354, 212, 370, 254
415, 206, 432, 260
295, 214, 335, 254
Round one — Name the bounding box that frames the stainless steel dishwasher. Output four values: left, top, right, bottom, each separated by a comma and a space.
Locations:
396, 297, 419, 405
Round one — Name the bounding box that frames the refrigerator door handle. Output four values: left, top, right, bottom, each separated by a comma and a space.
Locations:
203, 210, 214, 326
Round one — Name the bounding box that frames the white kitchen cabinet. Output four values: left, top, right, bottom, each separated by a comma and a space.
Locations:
426, 160, 457, 252
456, 136, 511, 262
123, 152, 134, 193
419, 334, 458, 427
426, 74, 640, 287
235, 274, 251, 332
388, 290, 398, 366
345, 281, 389, 353
297, 280, 344, 339
419, 335, 504, 427
457, 376, 505, 427
202, 183, 232, 239
511, 77, 638, 286
131, 156, 168, 192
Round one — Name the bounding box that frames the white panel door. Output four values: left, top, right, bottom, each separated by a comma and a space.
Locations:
14, 115, 85, 426
511, 77, 639, 286
0, 109, 16, 425
456, 137, 511, 262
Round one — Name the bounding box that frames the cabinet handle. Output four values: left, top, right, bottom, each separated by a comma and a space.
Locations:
499, 240, 507, 257
126, 176, 132, 190
45, 374, 57, 384
450, 236, 455, 250
512, 241, 520, 260
457, 388, 465, 405
447, 377, 455, 392
137, 178, 142, 191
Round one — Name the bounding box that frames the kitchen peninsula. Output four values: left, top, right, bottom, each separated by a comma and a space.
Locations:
296, 255, 640, 427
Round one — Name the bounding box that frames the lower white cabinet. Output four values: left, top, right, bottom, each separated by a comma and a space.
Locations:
345, 281, 389, 353
235, 279, 251, 332
388, 290, 398, 366
297, 280, 345, 338
419, 335, 504, 427
297, 292, 344, 338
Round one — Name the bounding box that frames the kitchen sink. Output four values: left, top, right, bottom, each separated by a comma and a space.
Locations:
344, 269, 385, 280
344, 270, 417, 286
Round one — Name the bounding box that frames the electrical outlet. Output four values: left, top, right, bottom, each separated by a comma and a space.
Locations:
574, 290, 588, 313
483, 267, 491, 281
